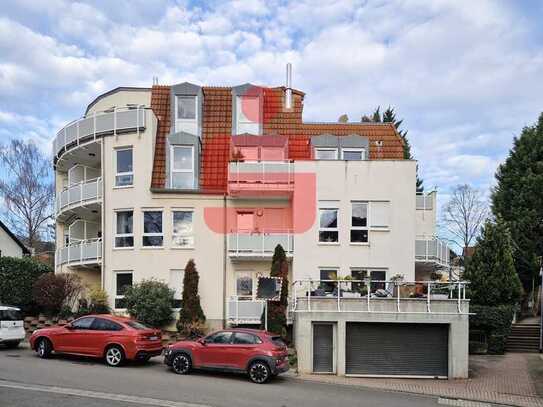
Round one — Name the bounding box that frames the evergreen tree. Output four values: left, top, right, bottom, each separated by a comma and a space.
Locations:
463, 220, 522, 306
261, 244, 289, 336
338, 114, 349, 123
492, 113, 543, 299
177, 259, 206, 332
363, 106, 424, 192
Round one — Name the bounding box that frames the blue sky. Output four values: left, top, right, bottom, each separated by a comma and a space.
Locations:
1, 0, 543, 212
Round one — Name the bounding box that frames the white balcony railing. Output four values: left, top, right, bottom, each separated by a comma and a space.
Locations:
415, 237, 450, 266
228, 232, 294, 257
53, 106, 147, 160
228, 161, 294, 191
56, 238, 102, 267
291, 280, 470, 315
416, 193, 434, 210
56, 177, 102, 216
227, 298, 265, 324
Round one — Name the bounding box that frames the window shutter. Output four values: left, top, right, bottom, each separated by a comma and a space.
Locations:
370, 202, 390, 228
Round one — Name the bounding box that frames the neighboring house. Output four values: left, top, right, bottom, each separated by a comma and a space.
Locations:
0, 220, 30, 258
53, 66, 468, 378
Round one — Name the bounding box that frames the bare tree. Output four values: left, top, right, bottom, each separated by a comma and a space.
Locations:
0, 139, 54, 250
442, 184, 489, 252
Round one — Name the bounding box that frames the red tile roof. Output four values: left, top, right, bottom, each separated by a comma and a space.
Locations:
150, 85, 170, 189
150, 85, 404, 193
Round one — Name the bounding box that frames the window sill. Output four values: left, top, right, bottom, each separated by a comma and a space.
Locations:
113, 247, 134, 251
350, 242, 370, 246
170, 246, 195, 250
113, 185, 134, 190
317, 242, 340, 246
141, 246, 165, 250
370, 227, 390, 232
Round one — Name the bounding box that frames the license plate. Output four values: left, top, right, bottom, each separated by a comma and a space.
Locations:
149, 336, 158, 341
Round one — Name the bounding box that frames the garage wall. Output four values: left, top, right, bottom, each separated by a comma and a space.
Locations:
294, 305, 469, 379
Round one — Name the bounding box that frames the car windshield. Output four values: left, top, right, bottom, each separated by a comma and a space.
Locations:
0, 309, 22, 321
126, 320, 152, 330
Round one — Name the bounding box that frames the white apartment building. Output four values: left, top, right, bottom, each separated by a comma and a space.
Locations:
53, 69, 468, 378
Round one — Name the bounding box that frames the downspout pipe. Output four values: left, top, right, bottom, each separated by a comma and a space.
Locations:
222, 193, 227, 328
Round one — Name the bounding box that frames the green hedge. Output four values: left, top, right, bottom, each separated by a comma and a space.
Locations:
469, 304, 516, 354
0, 256, 52, 313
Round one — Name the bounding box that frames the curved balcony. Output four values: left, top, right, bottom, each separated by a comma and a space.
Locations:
56, 238, 102, 268
56, 177, 102, 221
53, 106, 148, 164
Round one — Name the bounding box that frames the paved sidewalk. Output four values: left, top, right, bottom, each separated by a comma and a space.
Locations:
290, 353, 543, 407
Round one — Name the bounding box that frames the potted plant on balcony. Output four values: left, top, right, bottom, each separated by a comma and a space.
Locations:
429, 271, 449, 299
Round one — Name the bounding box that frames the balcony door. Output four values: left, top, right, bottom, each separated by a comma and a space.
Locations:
237, 211, 255, 233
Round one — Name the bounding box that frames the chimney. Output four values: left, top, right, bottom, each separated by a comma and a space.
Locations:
285, 63, 292, 109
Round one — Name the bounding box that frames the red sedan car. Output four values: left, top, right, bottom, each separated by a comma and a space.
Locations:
163, 328, 289, 383
29, 315, 163, 367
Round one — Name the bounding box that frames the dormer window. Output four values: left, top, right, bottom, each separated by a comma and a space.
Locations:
170, 145, 195, 189
342, 148, 366, 160
315, 148, 338, 160
236, 95, 261, 135
175, 95, 197, 133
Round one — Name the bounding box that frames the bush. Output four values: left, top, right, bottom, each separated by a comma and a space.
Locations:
89, 288, 110, 314
124, 279, 174, 327
177, 260, 206, 332
32, 273, 83, 316
469, 304, 515, 354
0, 256, 51, 313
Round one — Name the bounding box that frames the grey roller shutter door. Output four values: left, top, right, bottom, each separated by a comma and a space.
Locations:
346, 323, 448, 377
313, 323, 334, 373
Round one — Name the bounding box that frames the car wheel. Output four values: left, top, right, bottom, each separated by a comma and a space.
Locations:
172, 353, 192, 375
5, 341, 20, 349
37, 338, 52, 359
105, 346, 125, 367
248, 361, 271, 384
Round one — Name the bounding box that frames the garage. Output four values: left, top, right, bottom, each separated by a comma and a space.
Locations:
345, 322, 449, 378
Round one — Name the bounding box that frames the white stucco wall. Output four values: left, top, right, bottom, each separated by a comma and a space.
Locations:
415, 191, 437, 237
292, 160, 417, 282
86, 89, 151, 115
0, 226, 25, 258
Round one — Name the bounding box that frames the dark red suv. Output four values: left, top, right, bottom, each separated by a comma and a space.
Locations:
163, 328, 289, 383
29, 315, 163, 367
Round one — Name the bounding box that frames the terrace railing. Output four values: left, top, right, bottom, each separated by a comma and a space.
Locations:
291, 279, 470, 315
228, 231, 294, 257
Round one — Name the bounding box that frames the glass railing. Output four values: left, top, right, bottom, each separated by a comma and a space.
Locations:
56, 238, 102, 267
56, 177, 102, 216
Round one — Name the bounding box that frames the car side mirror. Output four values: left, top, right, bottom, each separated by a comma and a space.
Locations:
65, 323, 74, 330
199, 338, 207, 345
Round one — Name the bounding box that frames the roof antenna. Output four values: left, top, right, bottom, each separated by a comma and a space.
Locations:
285, 63, 292, 109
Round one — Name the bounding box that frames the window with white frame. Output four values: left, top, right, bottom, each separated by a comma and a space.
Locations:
236, 271, 255, 300
115, 148, 133, 187
315, 148, 338, 160
319, 269, 338, 294
342, 148, 366, 160
170, 269, 184, 309
142, 210, 163, 247
114, 271, 133, 309
350, 268, 387, 293
236, 96, 261, 134
318, 208, 339, 243
172, 210, 194, 247
351, 202, 369, 243
176, 96, 197, 120
170, 146, 195, 189
115, 210, 133, 248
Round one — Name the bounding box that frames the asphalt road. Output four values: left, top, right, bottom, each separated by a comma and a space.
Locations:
0, 344, 443, 407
